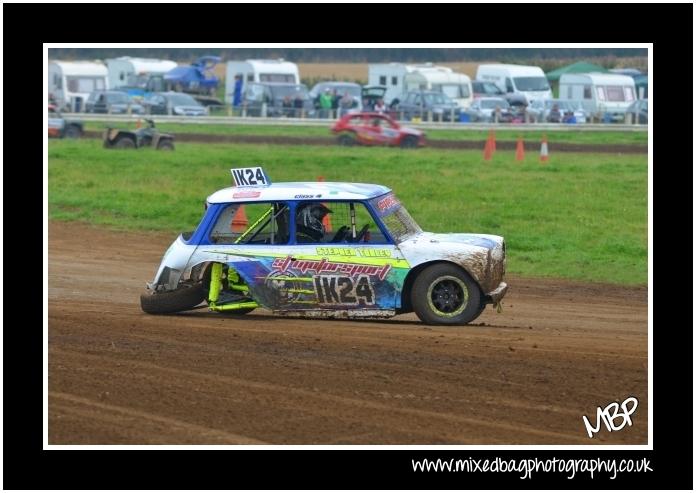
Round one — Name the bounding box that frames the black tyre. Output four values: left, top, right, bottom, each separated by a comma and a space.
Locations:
411, 263, 482, 325
400, 135, 419, 149
64, 124, 82, 139
337, 133, 355, 146
115, 137, 136, 149
157, 139, 175, 151
140, 284, 207, 314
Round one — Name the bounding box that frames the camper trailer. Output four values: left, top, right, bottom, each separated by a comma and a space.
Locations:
559, 73, 637, 121
403, 70, 473, 109
48, 61, 108, 112
225, 59, 300, 104
368, 63, 456, 105
106, 57, 177, 96
475, 64, 552, 104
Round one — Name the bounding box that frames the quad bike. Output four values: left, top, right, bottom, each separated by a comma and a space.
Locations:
103, 119, 175, 150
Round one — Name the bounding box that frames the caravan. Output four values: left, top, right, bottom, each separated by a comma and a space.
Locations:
106, 57, 177, 96
403, 70, 473, 109
225, 59, 300, 104
48, 61, 108, 112
368, 63, 457, 105
475, 64, 552, 104
559, 73, 637, 121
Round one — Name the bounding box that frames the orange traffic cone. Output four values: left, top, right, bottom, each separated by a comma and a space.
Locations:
230, 205, 248, 232
483, 132, 494, 161
316, 176, 332, 232
515, 136, 525, 162
540, 134, 549, 163
135, 119, 142, 129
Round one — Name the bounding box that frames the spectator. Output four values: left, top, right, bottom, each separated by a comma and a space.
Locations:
331, 89, 340, 117
319, 89, 333, 118
374, 99, 386, 114
547, 104, 561, 123
293, 92, 304, 118
339, 91, 354, 116
562, 110, 577, 124
282, 95, 293, 117
233, 75, 243, 107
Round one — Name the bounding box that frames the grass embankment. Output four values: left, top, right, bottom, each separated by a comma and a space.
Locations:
48, 140, 647, 285
83, 120, 648, 146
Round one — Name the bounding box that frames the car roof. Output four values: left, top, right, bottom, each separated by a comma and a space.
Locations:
207, 182, 392, 204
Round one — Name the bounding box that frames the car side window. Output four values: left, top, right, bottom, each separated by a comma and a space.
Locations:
295, 201, 388, 244
210, 202, 289, 245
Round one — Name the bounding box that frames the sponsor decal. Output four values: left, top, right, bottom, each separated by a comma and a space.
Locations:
272, 256, 391, 281
376, 193, 400, 212
232, 190, 262, 199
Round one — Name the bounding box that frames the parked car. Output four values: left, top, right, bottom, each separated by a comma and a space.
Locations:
309, 82, 362, 112
163, 56, 221, 96
140, 167, 508, 326
625, 99, 648, 124
331, 112, 425, 148
465, 97, 513, 123
102, 119, 175, 150
141, 92, 208, 116
85, 90, 145, 114
527, 99, 588, 124
241, 82, 315, 117
361, 85, 389, 113
395, 90, 461, 122
471, 80, 505, 98
48, 104, 83, 138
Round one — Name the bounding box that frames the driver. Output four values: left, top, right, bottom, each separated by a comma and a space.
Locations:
296, 203, 332, 243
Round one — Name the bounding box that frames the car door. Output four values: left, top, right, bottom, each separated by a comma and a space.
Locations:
277, 200, 409, 312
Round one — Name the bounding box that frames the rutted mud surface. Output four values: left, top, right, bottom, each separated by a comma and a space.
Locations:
83, 130, 647, 154
48, 221, 648, 444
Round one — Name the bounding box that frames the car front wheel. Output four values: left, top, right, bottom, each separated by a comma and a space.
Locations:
411, 263, 483, 325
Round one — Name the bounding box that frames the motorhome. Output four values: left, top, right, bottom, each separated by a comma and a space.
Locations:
559, 73, 637, 121
475, 64, 552, 104
403, 70, 473, 109
48, 61, 108, 112
225, 59, 300, 104
106, 57, 177, 93
368, 63, 455, 105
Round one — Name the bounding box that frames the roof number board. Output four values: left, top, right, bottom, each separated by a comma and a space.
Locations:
231, 167, 272, 187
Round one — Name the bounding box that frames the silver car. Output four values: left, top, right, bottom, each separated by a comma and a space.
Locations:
528, 99, 587, 124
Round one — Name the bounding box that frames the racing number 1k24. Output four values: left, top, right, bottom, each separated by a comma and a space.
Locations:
314, 275, 374, 305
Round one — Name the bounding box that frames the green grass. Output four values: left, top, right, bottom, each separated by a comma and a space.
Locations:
48, 140, 647, 285
84, 120, 648, 145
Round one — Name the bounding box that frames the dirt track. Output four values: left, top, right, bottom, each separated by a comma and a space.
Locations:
48, 221, 648, 445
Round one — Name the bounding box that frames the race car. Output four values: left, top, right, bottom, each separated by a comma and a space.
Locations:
331, 112, 425, 149
140, 168, 507, 325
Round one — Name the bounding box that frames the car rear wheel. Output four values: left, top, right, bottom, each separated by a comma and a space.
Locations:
140, 284, 207, 314
114, 137, 136, 149
411, 263, 483, 325
337, 133, 355, 146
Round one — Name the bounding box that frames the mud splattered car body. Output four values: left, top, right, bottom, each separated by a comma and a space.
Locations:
141, 168, 507, 325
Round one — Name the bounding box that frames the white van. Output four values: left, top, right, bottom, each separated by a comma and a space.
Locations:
404, 70, 473, 109
368, 63, 454, 105
48, 61, 108, 112
475, 64, 552, 104
106, 57, 177, 90
225, 59, 300, 104
559, 73, 637, 120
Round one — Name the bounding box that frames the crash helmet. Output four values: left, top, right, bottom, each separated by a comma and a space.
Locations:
297, 203, 332, 239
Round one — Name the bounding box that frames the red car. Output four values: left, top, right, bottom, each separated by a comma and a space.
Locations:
331, 112, 425, 149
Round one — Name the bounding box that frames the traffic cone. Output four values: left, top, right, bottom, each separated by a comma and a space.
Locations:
483, 132, 493, 161
316, 176, 332, 232
515, 136, 525, 162
540, 134, 549, 163
230, 205, 248, 232
135, 119, 142, 129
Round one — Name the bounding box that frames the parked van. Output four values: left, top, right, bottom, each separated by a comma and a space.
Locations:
48, 61, 108, 112
404, 70, 473, 109
475, 64, 552, 104
368, 63, 454, 105
106, 57, 177, 93
559, 73, 636, 121
225, 59, 300, 104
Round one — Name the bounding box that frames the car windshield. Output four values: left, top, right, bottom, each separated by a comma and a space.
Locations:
480, 99, 509, 109
436, 84, 470, 99
513, 76, 550, 91
167, 94, 200, 106
271, 85, 308, 99
481, 82, 502, 94
369, 193, 422, 243
107, 93, 130, 104
422, 93, 450, 105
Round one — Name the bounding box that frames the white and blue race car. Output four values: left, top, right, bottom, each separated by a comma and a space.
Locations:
141, 168, 508, 325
